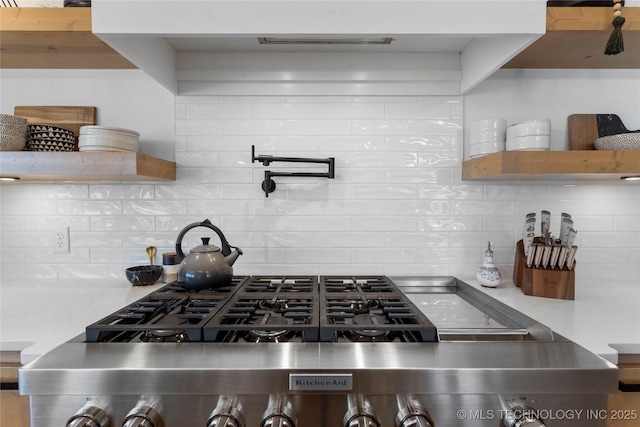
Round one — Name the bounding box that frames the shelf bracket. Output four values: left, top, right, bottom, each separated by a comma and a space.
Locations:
251, 145, 335, 197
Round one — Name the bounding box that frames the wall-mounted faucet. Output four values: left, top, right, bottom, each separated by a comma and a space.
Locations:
251, 145, 335, 197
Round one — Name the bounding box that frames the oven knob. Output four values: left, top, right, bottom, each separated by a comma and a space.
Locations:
122, 402, 164, 427
207, 396, 245, 427
67, 405, 110, 427
343, 395, 380, 427
395, 395, 434, 427
260, 395, 297, 427
501, 404, 546, 427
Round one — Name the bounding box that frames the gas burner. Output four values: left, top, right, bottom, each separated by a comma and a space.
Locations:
344, 313, 396, 342
320, 276, 396, 293
244, 314, 296, 343
242, 276, 318, 293
140, 329, 190, 342
346, 299, 380, 314
259, 298, 289, 312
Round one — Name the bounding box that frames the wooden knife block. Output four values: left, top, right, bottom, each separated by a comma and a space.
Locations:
513, 239, 575, 300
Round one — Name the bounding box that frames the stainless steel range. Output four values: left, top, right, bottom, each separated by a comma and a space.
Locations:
20, 276, 617, 427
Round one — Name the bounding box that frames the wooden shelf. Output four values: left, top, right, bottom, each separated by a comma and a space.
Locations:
462, 150, 640, 181
0, 152, 176, 182
0, 8, 135, 69
503, 7, 640, 69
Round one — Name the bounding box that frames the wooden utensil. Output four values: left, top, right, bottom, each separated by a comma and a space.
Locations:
13, 106, 96, 150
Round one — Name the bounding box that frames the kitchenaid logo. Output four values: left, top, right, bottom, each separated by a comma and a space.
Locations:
289, 374, 352, 391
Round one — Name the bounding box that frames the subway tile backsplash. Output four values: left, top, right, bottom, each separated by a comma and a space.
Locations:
1, 95, 639, 285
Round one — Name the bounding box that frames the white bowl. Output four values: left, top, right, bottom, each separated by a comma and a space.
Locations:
506, 135, 550, 151
470, 119, 507, 134
470, 130, 506, 144
506, 120, 551, 139
468, 140, 505, 157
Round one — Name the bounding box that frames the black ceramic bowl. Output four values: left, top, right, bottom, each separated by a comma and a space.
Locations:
125, 265, 163, 286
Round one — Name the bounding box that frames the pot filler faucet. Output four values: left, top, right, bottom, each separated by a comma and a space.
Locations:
251, 145, 335, 197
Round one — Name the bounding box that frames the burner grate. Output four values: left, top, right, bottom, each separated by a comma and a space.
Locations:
320, 275, 396, 293
85, 277, 250, 342
319, 291, 438, 342
203, 294, 320, 342
242, 275, 318, 293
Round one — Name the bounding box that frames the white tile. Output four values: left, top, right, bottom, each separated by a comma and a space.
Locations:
187, 103, 252, 119
352, 120, 417, 135
253, 103, 318, 119
286, 120, 351, 135
385, 233, 449, 248
319, 103, 384, 119
352, 184, 418, 200
320, 232, 385, 248
57, 201, 121, 216
418, 184, 483, 200
419, 217, 483, 232
254, 233, 319, 248
155, 184, 221, 200
385, 135, 452, 152
177, 119, 285, 136
89, 185, 154, 200
352, 216, 417, 232
385, 103, 451, 119
287, 217, 352, 232
91, 217, 155, 232
1, 199, 56, 216
318, 135, 385, 152
123, 201, 187, 216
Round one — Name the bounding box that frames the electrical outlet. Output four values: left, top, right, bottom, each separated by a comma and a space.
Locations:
53, 227, 70, 253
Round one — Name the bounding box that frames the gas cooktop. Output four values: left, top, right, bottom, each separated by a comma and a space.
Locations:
85, 275, 438, 344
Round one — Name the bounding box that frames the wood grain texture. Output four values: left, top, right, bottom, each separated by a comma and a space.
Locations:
0, 8, 136, 69
462, 151, 640, 180
503, 7, 640, 69
0, 152, 176, 181
569, 114, 599, 150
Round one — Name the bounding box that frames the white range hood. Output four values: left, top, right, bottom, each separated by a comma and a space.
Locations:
92, 0, 547, 95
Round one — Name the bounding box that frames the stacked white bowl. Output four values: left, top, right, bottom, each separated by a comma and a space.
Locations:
79, 126, 140, 152
505, 119, 551, 151
468, 119, 507, 158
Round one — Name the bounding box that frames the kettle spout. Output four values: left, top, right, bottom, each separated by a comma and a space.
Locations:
225, 247, 243, 266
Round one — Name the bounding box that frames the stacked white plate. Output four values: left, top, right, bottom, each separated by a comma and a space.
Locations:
79, 126, 140, 152
468, 119, 506, 158
506, 119, 550, 151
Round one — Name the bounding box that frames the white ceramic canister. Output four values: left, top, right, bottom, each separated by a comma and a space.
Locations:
162, 252, 179, 283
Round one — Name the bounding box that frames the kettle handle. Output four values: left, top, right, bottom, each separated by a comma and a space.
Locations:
175, 219, 233, 262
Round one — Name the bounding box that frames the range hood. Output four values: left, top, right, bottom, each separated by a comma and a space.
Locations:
92, 0, 546, 95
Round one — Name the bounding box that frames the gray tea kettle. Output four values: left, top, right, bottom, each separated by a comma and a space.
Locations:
175, 219, 243, 290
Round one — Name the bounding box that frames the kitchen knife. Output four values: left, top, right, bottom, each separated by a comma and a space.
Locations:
566, 228, 577, 247
541, 210, 551, 246
557, 246, 569, 270
560, 217, 573, 246
541, 245, 552, 269
566, 245, 578, 270
523, 217, 536, 257
549, 244, 561, 269
534, 243, 544, 268
526, 243, 537, 268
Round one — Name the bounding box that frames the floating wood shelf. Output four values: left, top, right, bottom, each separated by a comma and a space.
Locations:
0, 152, 176, 182
504, 7, 640, 69
462, 150, 640, 181
0, 8, 135, 69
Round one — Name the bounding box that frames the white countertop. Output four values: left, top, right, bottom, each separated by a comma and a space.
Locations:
464, 278, 640, 364
1, 277, 639, 364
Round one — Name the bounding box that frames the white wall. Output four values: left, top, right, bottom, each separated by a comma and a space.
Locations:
1, 68, 638, 288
